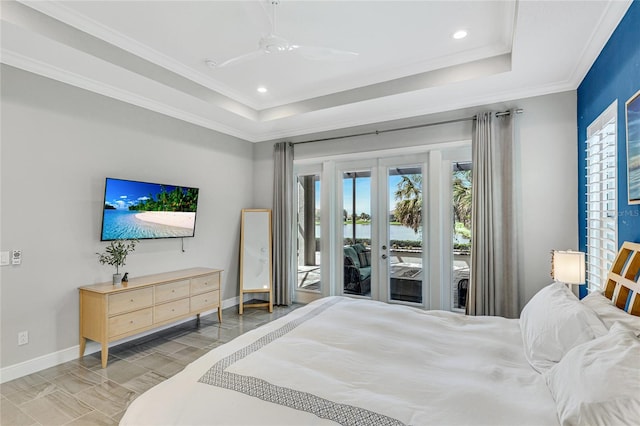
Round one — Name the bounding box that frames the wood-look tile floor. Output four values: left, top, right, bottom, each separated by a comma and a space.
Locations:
1, 304, 300, 426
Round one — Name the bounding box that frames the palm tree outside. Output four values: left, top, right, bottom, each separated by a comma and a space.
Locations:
393, 174, 423, 233
392, 169, 471, 248
452, 169, 472, 248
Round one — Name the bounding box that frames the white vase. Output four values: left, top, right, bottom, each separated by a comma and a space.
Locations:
113, 273, 122, 285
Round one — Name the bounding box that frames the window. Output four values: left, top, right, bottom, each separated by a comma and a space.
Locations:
451, 162, 472, 311
296, 173, 321, 292
585, 101, 617, 292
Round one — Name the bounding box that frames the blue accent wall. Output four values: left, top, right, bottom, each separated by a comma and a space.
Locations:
578, 1, 640, 278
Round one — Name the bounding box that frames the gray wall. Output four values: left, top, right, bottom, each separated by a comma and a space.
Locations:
517, 92, 579, 307
254, 91, 579, 311
0, 66, 254, 369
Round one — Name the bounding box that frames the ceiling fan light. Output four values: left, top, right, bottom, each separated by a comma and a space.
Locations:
453, 30, 468, 40
257, 87, 268, 93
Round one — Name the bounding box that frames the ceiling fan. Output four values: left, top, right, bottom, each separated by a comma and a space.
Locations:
207, 0, 358, 69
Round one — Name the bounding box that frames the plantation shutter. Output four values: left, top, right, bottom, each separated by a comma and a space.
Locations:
585, 101, 618, 292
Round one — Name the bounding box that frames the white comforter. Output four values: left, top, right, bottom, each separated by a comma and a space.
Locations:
121, 297, 558, 425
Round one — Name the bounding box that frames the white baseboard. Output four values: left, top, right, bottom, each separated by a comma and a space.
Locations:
0, 345, 85, 384
0, 296, 243, 384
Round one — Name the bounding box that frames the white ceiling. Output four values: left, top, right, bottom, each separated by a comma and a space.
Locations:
0, 0, 632, 142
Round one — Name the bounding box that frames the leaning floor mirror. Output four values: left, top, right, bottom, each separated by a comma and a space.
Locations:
239, 209, 273, 314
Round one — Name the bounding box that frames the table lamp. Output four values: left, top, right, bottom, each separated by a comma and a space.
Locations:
552, 250, 586, 285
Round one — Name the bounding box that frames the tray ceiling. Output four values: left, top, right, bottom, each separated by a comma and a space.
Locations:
0, 0, 632, 142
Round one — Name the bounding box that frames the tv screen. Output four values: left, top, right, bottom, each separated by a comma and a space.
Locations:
101, 178, 199, 241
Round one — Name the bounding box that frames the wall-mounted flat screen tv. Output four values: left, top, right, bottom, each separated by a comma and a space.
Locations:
101, 178, 199, 241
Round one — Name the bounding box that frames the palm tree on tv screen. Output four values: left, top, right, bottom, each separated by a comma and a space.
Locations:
129, 186, 198, 212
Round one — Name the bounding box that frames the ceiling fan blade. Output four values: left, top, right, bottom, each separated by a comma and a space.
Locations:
215, 50, 265, 68
209, 1, 358, 69
294, 45, 359, 61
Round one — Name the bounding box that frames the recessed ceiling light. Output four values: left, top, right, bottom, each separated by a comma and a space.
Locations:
453, 30, 468, 40
257, 87, 268, 94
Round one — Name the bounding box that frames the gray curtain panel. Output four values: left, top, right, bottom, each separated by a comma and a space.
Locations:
466, 112, 519, 318
272, 141, 294, 306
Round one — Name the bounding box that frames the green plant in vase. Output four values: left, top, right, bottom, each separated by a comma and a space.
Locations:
97, 239, 138, 285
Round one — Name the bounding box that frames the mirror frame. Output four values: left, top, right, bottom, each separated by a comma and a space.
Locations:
239, 209, 273, 313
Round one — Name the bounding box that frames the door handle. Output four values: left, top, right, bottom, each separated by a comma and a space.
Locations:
382, 245, 387, 250
381, 254, 388, 260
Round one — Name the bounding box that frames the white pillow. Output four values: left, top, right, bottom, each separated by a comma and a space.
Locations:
544, 322, 640, 426
520, 282, 608, 373
581, 291, 640, 336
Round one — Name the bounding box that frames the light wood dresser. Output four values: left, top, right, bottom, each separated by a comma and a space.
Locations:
79, 267, 222, 368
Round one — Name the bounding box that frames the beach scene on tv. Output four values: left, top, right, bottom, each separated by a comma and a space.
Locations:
101, 179, 199, 240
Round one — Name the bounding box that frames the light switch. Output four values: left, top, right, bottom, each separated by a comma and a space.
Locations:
0, 251, 9, 266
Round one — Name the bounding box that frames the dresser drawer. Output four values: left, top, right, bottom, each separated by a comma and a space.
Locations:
154, 298, 190, 323
155, 280, 190, 303
191, 273, 220, 295
108, 308, 153, 337
191, 290, 219, 312
109, 288, 153, 315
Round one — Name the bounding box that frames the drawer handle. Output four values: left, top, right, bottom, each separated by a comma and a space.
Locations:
172, 289, 175, 293
130, 299, 134, 302
130, 320, 134, 324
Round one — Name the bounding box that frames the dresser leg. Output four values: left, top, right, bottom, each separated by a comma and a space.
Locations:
217, 307, 222, 323
101, 342, 109, 368
79, 337, 87, 358
196, 313, 201, 326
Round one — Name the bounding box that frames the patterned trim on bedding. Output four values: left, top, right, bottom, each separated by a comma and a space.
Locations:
199, 298, 405, 426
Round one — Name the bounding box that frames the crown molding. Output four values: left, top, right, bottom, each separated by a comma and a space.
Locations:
567, 0, 633, 88
1, 48, 260, 142
0, 43, 579, 145
18, 0, 260, 110
254, 78, 579, 143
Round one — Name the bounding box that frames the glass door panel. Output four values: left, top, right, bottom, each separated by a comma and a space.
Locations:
296, 173, 321, 292
386, 166, 424, 303
342, 170, 372, 297
451, 162, 472, 312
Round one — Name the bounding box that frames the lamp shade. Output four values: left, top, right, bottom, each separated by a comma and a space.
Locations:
553, 250, 586, 285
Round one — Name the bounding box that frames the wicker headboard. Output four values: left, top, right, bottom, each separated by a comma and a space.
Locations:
604, 241, 640, 316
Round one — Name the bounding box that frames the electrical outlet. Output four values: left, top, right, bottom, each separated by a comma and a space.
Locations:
12, 250, 22, 265
0, 251, 9, 266
18, 331, 28, 346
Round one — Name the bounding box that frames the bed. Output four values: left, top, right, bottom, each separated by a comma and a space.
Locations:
120, 242, 640, 426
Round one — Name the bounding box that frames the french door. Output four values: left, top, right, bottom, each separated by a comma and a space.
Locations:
293, 147, 472, 311
294, 165, 324, 305
336, 156, 426, 305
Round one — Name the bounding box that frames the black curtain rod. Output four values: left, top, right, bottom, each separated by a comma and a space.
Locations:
292, 108, 523, 145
